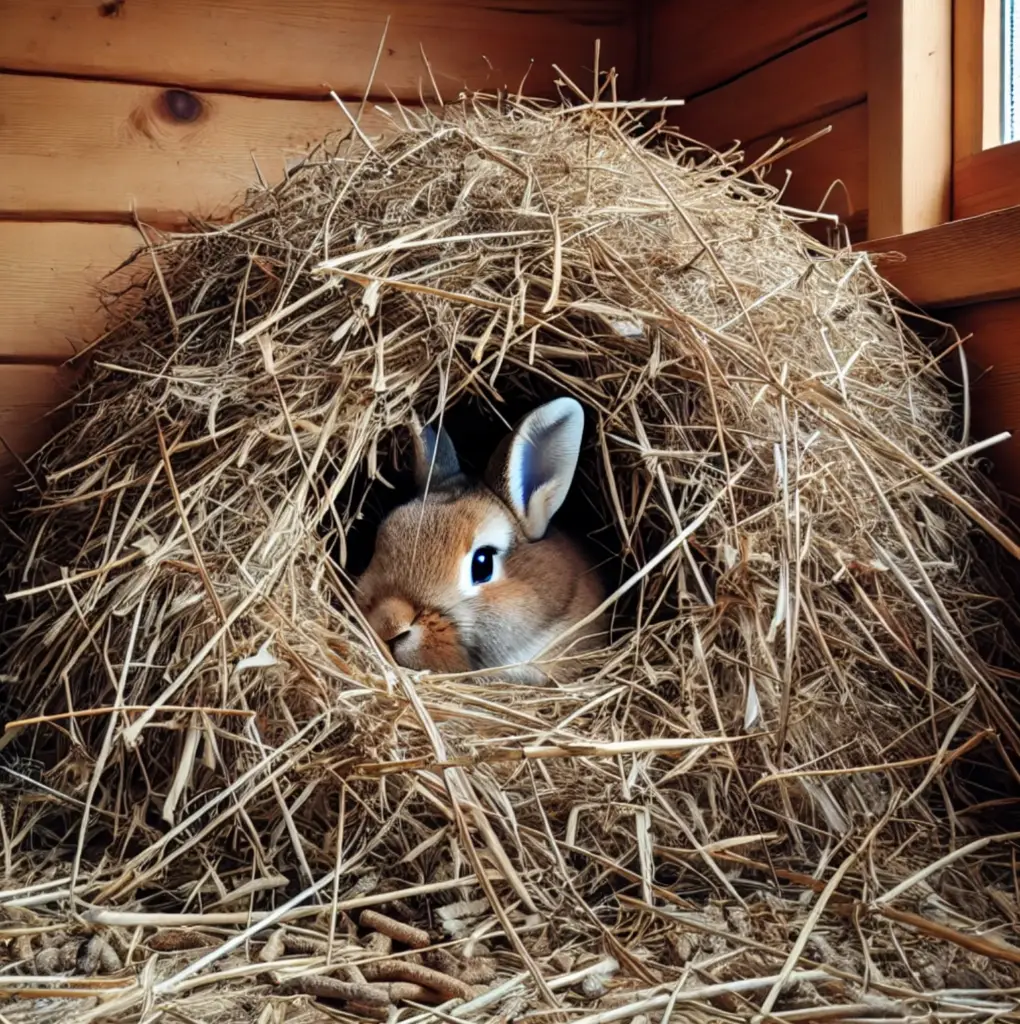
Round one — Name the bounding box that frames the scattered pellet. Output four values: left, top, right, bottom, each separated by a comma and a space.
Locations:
78, 935, 120, 975
259, 929, 287, 963
77, 937, 102, 975
34, 947, 62, 974
148, 928, 211, 951
281, 975, 388, 1005
59, 940, 81, 971
282, 933, 328, 956
387, 982, 443, 1004
337, 961, 368, 984
360, 960, 473, 1001
359, 909, 430, 949
96, 937, 123, 974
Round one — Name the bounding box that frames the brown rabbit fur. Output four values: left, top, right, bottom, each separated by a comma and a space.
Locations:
356, 398, 606, 684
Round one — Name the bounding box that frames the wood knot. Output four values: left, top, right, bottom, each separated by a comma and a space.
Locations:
160, 89, 204, 124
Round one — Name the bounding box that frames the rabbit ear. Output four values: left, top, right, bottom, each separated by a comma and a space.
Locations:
486, 397, 584, 540
413, 422, 461, 492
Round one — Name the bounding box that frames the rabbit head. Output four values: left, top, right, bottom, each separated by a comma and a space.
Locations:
355, 397, 605, 683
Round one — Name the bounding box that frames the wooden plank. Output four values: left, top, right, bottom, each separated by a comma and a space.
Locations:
0, 74, 396, 224
745, 103, 868, 232
860, 206, 1020, 307
867, 0, 953, 237
954, 139, 1020, 220
949, 298, 1020, 372
666, 19, 865, 151
649, 0, 863, 99
944, 298, 1020, 493
952, 0, 1002, 164
0, 222, 147, 360
0, 0, 633, 99
0, 364, 76, 503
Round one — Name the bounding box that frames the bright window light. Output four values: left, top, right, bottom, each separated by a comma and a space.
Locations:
1006, 0, 1019, 141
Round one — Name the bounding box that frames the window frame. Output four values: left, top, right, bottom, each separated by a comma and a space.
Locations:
952, 0, 1020, 219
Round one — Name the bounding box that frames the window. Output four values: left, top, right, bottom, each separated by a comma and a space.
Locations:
1006, 0, 1019, 141
951, 0, 1020, 220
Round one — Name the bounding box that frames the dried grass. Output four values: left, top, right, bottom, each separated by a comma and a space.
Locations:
3, 71, 1020, 1024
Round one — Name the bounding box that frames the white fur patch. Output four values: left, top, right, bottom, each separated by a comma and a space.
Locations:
457, 514, 513, 597
391, 623, 422, 667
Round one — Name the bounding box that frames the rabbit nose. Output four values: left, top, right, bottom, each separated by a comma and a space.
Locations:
370, 596, 416, 646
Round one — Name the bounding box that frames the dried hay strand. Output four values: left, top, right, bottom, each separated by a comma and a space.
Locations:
3, 78, 1020, 1024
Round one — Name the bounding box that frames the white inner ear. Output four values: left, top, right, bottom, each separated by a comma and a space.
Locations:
506, 397, 584, 537
457, 516, 513, 597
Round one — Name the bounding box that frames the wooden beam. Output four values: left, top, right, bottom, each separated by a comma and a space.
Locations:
952, 0, 1002, 164
0, 0, 634, 100
867, 0, 953, 237
860, 206, 1020, 307
0, 74, 394, 224
954, 139, 1020, 219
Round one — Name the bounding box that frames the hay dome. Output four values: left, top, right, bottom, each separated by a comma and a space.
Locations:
3, 90, 1020, 1021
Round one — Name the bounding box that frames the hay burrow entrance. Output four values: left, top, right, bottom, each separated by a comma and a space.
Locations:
2, 81, 1020, 1023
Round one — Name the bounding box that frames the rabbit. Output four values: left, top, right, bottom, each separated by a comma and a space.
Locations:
356, 397, 607, 684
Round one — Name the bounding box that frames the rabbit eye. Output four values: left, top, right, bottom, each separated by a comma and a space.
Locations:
471, 546, 498, 585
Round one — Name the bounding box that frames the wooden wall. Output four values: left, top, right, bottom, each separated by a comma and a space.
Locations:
945, 299, 1020, 495
647, 0, 868, 239
0, 0, 636, 499
8, 2, 1008, 500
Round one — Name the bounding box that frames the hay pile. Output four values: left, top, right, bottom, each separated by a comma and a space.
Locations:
3, 78, 1020, 1023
